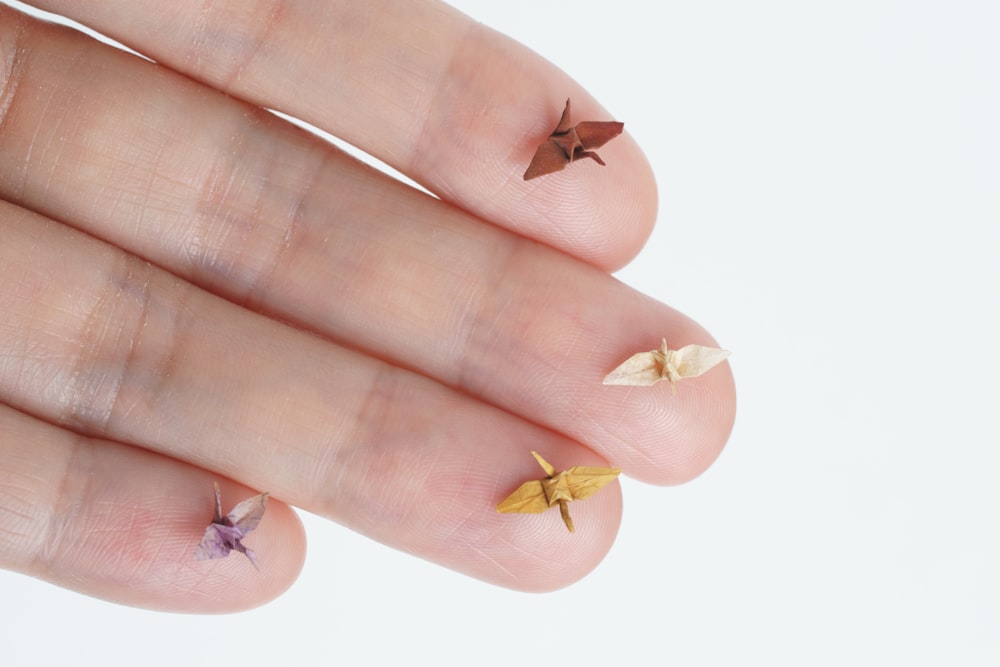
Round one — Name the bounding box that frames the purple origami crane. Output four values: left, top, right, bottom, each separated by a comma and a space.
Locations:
195, 482, 268, 569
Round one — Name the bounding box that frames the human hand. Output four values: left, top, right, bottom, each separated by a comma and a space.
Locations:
0, 0, 735, 611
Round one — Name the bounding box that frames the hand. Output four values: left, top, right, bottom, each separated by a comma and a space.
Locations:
0, 0, 735, 612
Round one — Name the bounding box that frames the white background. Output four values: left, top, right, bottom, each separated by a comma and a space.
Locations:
2, 1, 998, 664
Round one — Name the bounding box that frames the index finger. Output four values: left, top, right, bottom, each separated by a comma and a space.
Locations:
27, 0, 657, 269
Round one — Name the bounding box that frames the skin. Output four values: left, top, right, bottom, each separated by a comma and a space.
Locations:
0, 1, 736, 612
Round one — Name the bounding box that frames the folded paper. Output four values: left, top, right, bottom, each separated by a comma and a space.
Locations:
603, 338, 730, 393
523, 98, 623, 180
195, 482, 268, 568
497, 451, 620, 532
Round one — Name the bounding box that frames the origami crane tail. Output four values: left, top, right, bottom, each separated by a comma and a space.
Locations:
558, 499, 575, 533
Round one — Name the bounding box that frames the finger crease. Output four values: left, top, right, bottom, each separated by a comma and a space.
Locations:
200, 0, 289, 96
0, 14, 30, 196
61, 256, 154, 436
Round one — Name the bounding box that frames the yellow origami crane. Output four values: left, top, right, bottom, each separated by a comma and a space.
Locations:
496, 451, 621, 533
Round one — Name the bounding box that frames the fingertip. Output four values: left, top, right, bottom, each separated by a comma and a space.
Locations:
495, 488, 622, 593
601, 348, 737, 486
472, 450, 624, 592
50, 472, 309, 614
182, 481, 308, 613
0, 404, 308, 612
346, 430, 624, 592
645, 361, 736, 486
414, 26, 659, 269
516, 124, 659, 271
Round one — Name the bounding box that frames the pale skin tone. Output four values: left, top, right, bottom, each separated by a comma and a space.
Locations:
0, 1, 736, 612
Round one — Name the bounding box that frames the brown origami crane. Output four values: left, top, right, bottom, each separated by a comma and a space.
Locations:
523, 99, 624, 180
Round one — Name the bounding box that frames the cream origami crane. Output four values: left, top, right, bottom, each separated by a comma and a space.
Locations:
602, 338, 730, 393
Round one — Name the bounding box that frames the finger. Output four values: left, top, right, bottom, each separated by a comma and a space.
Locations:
0, 403, 305, 612
0, 201, 621, 591
0, 14, 734, 484
20, 0, 657, 269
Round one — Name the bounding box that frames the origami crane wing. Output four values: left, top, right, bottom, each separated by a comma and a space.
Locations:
574, 121, 625, 152
602, 349, 663, 386
672, 344, 731, 379
560, 465, 622, 501
495, 480, 550, 514
226, 492, 268, 535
